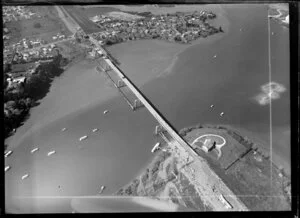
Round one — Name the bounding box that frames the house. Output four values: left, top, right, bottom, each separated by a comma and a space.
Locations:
201, 138, 216, 153
13, 76, 26, 84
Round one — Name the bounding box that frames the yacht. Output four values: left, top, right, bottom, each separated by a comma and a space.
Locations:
220, 112, 225, 116
5, 166, 11, 172
31, 148, 39, 154
92, 128, 98, 133
22, 174, 29, 180
61, 128, 67, 132
99, 185, 106, 194
210, 104, 214, 108
103, 110, 109, 115
47, 150, 56, 156
79, 135, 88, 141
213, 55, 217, 58
4, 150, 13, 158
151, 142, 161, 153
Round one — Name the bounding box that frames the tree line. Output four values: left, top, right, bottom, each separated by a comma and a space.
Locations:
4, 53, 69, 140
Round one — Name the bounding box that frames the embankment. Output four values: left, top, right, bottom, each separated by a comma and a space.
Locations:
114, 124, 291, 211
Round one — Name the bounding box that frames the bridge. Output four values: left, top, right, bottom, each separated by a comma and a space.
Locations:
60, 6, 248, 211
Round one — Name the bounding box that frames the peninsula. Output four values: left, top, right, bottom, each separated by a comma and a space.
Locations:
114, 124, 291, 211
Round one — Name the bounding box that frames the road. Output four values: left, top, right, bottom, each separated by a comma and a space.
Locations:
55, 6, 79, 35
169, 139, 248, 211
60, 5, 249, 211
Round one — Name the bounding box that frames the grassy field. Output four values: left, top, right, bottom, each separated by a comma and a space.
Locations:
78, 6, 121, 18
184, 126, 291, 211
63, 6, 101, 34
114, 124, 291, 211
11, 62, 36, 73
6, 6, 72, 44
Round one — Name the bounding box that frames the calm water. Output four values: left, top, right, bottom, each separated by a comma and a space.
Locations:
5, 5, 289, 213
141, 4, 290, 171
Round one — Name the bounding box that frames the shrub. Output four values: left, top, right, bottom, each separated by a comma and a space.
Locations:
33, 22, 41, 28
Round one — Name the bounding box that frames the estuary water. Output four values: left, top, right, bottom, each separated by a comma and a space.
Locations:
5, 4, 289, 213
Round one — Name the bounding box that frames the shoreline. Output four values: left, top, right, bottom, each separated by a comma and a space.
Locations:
6, 3, 229, 149
114, 123, 291, 211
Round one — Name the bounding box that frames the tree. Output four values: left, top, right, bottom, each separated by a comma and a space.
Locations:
34, 22, 42, 28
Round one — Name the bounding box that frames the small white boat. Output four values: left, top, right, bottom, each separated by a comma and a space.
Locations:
151, 142, 161, 153
271, 32, 274, 35
4, 150, 13, 158
92, 128, 98, 133
210, 104, 214, 108
79, 135, 88, 141
47, 150, 56, 156
5, 166, 11, 172
220, 112, 225, 116
213, 55, 217, 58
22, 174, 29, 180
61, 128, 67, 132
103, 110, 109, 115
31, 148, 39, 154
240, 28, 242, 31
99, 185, 105, 194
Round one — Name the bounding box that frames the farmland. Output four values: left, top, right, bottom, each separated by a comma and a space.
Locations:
5, 6, 72, 44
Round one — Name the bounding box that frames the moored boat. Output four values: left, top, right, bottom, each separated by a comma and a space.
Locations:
47, 150, 56, 156
31, 148, 39, 153
5, 150, 13, 158
79, 135, 88, 141
22, 174, 29, 180
5, 166, 11, 172
92, 128, 98, 133
99, 185, 106, 194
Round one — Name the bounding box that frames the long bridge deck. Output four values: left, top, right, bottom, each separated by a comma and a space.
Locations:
60, 6, 248, 210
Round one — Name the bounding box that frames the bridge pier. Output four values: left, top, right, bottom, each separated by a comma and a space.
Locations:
117, 80, 126, 88
155, 125, 163, 135
133, 99, 144, 111
98, 59, 112, 72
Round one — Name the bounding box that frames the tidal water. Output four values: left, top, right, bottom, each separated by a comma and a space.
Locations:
5, 4, 289, 213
